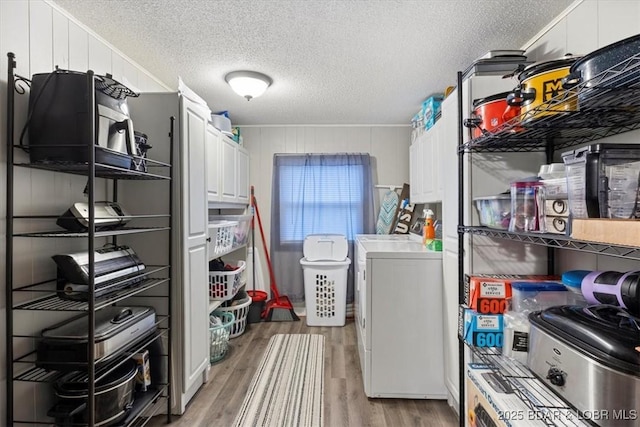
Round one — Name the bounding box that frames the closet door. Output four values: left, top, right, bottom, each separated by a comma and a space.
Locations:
179, 96, 210, 392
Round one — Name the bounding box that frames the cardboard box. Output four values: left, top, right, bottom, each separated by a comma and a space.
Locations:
461, 308, 504, 347
571, 218, 640, 247
544, 215, 568, 234
465, 274, 560, 314
466, 364, 545, 427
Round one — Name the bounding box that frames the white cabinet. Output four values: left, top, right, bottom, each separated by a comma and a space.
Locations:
206, 124, 221, 202
221, 135, 237, 203
236, 146, 250, 204
409, 122, 443, 204
409, 140, 421, 202
217, 133, 250, 205
207, 127, 250, 206
127, 92, 211, 414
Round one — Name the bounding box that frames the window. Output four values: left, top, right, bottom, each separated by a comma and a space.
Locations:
279, 163, 365, 242
272, 154, 374, 244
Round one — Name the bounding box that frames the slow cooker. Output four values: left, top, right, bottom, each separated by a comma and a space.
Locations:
507, 56, 580, 123
528, 305, 640, 427
563, 34, 640, 109
464, 92, 520, 138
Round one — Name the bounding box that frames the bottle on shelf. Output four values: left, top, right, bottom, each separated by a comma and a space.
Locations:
423, 209, 435, 245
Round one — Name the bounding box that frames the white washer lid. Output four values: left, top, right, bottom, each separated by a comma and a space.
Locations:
303, 234, 348, 261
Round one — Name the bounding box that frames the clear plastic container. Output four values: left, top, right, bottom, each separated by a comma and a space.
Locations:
509, 181, 544, 232
510, 281, 568, 313
473, 194, 511, 230
562, 143, 640, 220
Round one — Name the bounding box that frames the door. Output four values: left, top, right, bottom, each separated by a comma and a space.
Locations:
221, 136, 237, 203
236, 146, 249, 204
179, 96, 210, 392
206, 124, 221, 202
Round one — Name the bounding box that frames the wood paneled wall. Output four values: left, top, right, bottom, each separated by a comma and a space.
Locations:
0, 0, 172, 422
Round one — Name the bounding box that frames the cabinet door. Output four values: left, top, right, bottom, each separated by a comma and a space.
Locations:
221, 136, 237, 203
409, 139, 421, 203
236, 146, 250, 204
206, 125, 221, 202
179, 96, 209, 392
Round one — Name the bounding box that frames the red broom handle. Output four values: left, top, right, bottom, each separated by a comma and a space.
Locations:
251, 188, 281, 300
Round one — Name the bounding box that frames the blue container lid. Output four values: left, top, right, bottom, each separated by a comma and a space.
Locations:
511, 281, 567, 292
561, 270, 591, 289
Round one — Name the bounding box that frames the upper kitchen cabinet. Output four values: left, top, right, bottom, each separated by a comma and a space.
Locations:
206, 123, 222, 202
216, 132, 249, 206
410, 120, 443, 204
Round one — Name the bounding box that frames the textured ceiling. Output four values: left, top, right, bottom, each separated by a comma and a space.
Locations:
52, 0, 574, 125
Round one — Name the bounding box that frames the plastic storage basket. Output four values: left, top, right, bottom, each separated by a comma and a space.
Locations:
209, 260, 246, 301
300, 258, 351, 326
209, 215, 252, 246
208, 220, 238, 256
209, 310, 235, 363
217, 291, 252, 338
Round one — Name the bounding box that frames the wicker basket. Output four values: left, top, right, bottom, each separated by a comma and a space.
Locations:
209, 310, 235, 363
217, 291, 252, 338
209, 260, 247, 301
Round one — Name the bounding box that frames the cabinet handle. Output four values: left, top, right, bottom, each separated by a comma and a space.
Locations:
206, 237, 211, 242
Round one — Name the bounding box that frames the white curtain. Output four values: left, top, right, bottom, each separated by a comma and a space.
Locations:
270, 153, 375, 303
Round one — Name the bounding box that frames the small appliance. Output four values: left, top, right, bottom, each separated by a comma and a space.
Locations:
57, 201, 130, 232
528, 305, 640, 427
37, 306, 157, 370
26, 70, 139, 169
52, 245, 146, 300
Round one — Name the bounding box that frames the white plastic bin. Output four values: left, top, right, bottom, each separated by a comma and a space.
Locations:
300, 258, 351, 327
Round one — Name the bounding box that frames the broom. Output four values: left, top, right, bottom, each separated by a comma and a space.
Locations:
251, 187, 299, 322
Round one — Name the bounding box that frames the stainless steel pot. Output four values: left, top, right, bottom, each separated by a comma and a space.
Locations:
48, 359, 137, 426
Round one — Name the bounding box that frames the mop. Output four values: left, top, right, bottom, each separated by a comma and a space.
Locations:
252, 188, 299, 322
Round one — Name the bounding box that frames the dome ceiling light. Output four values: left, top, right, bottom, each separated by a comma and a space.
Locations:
225, 70, 272, 101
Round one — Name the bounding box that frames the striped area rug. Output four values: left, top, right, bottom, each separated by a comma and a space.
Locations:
233, 334, 325, 427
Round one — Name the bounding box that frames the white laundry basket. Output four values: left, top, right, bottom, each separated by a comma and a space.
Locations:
300, 258, 351, 327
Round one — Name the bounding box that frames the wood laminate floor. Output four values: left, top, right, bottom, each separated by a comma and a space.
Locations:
148, 318, 459, 427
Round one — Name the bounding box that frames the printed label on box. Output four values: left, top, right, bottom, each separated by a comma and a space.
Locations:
480, 281, 507, 298
512, 331, 529, 352
478, 316, 500, 329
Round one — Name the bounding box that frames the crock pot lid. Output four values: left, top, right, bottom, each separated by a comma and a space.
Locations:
562, 270, 591, 288
472, 91, 513, 109
530, 305, 640, 370
518, 57, 579, 81
569, 33, 640, 72
512, 281, 566, 292
55, 359, 137, 396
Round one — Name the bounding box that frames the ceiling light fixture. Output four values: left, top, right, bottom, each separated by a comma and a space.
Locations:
225, 70, 272, 101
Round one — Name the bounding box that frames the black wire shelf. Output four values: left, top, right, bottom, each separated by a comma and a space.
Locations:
459, 52, 640, 153
460, 226, 640, 261
13, 276, 170, 311
13, 158, 171, 180
11, 384, 169, 427
469, 346, 591, 427
13, 213, 170, 220
13, 326, 168, 383
14, 226, 170, 238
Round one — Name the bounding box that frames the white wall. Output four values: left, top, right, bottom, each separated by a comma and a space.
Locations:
524, 0, 640, 272
241, 125, 411, 288
0, 0, 172, 423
